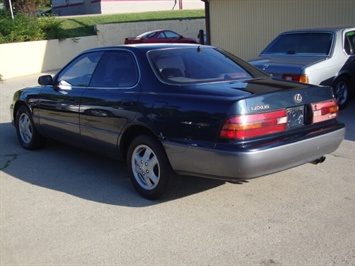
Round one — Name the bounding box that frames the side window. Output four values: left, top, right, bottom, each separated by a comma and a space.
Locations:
344, 31, 355, 55
57, 52, 103, 86
157, 32, 166, 39
165, 31, 180, 39
90, 51, 138, 88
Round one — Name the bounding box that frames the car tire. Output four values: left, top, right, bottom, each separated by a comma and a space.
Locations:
333, 77, 350, 109
15, 105, 46, 150
127, 135, 179, 200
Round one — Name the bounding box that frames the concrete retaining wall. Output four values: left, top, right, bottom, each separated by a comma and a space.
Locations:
0, 36, 98, 80
0, 18, 205, 80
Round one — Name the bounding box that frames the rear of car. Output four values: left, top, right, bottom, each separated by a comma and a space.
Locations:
249, 30, 338, 84
249, 27, 355, 109
161, 84, 344, 180
146, 46, 345, 180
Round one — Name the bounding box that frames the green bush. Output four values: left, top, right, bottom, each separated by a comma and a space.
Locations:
38, 16, 65, 40
0, 13, 63, 43
1, 14, 42, 43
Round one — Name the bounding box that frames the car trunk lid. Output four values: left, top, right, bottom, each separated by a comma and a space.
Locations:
249, 55, 327, 78
238, 78, 334, 114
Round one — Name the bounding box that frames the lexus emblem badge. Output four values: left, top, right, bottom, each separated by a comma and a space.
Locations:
294, 93, 302, 103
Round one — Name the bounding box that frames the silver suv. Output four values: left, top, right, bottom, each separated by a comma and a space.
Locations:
249, 26, 355, 109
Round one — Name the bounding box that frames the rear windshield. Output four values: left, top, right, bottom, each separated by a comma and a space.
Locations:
262, 33, 333, 55
148, 47, 262, 84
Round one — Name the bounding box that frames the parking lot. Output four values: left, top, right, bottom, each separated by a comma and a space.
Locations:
1, 73, 354, 265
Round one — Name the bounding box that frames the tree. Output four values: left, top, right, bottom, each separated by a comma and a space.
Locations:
4, 0, 51, 17
14, 0, 37, 16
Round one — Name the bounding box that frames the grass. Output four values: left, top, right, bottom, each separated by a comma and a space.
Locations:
57, 9, 205, 38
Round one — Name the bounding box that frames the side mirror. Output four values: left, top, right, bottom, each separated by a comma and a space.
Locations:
38, 75, 53, 85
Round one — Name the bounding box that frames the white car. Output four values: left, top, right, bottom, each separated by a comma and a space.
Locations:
249, 26, 355, 109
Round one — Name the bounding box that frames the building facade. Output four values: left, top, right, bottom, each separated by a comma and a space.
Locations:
203, 0, 355, 60
51, 0, 204, 16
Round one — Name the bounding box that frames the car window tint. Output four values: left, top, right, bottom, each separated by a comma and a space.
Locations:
263, 33, 333, 55
57, 52, 102, 86
165, 31, 179, 39
157, 32, 166, 39
139, 31, 155, 38
344, 31, 355, 55
90, 51, 138, 88
148, 47, 252, 84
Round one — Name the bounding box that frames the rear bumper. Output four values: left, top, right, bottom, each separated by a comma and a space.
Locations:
164, 125, 345, 180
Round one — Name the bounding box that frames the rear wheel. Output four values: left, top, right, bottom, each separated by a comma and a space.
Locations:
333, 77, 350, 109
15, 105, 46, 149
127, 135, 178, 200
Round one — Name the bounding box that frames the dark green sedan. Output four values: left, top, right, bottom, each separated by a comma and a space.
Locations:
11, 44, 345, 199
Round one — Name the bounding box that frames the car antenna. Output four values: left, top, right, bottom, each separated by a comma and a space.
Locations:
197, 46, 202, 53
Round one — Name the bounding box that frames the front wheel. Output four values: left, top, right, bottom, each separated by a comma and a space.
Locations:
127, 135, 178, 200
333, 77, 350, 109
15, 105, 46, 149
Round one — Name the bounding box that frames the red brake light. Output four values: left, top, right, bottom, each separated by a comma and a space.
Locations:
312, 99, 338, 123
282, 74, 309, 83
220, 110, 288, 140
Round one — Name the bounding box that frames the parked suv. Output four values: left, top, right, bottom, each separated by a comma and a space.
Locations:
249, 27, 355, 109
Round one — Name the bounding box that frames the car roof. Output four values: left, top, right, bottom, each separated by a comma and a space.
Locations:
137, 29, 178, 36
83, 43, 205, 54
280, 26, 355, 34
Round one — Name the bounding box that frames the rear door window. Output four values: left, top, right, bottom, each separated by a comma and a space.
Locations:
90, 51, 139, 88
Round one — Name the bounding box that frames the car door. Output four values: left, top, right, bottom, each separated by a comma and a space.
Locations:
79, 50, 141, 158
38, 51, 103, 146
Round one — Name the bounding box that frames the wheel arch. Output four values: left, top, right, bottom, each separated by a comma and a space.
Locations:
332, 74, 352, 109
333, 71, 353, 90
13, 101, 31, 124
118, 124, 163, 161
320, 72, 353, 89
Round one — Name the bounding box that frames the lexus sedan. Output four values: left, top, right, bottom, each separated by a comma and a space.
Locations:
124, 29, 199, 44
249, 26, 355, 109
11, 44, 345, 199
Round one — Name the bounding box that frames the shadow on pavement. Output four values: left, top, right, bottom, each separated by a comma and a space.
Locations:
0, 122, 232, 207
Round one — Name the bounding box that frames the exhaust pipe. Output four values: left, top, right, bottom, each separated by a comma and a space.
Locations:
311, 156, 326, 164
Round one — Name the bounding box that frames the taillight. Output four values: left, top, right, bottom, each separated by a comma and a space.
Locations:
312, 99, 338, 123
282, 74, 309, 83
220, 110, 288, 140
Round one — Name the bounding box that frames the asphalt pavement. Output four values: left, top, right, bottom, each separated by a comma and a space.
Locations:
1, 73, 354, 265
